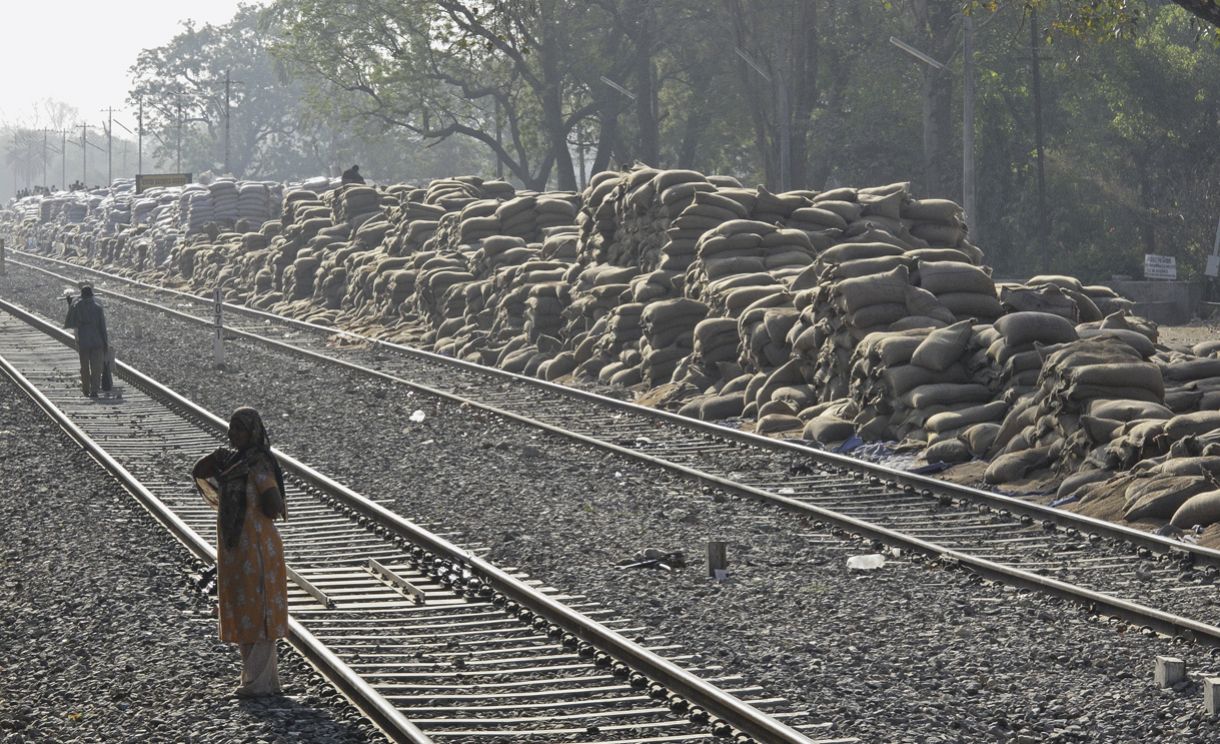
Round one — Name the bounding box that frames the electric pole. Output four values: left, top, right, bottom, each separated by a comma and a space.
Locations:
42, 129, 48, 190
494, 98, 504, 179
103, 107, 114, 186
1030, 8, 1050, 272
61, 129, 67, 190
176, 97, 183, 174
776, 67, 791, 192
137, 97, 144, 176
963, 12, 977, 238
224, 70, 231, 174
734, 47, 790, 191
221, 71, 244, 175
81, 123, 88, 187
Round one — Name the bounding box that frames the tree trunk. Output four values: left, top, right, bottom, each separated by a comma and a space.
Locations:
726, 0, 776, 187
788, 0, 818, 189
538, 5, 577, 190
921, 65, 953, 197
908, 0, 957, 199
591, 102, 621, 174
633, 0, 660, 166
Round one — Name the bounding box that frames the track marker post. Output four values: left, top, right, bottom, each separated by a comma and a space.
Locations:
1204, 677, 1220, 715
707, 540, 728, 581
212, 285, 225, 369
1155, 656, 1186, 688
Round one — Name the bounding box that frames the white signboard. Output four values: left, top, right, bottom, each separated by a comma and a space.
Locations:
1144, 254, 1177, 281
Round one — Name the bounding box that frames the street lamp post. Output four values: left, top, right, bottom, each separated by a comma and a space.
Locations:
889, 32, 976, 231
735, 47, 790, 192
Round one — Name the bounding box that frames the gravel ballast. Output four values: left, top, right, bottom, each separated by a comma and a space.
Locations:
0, 376, 378, 743
6, 266, 1220, 742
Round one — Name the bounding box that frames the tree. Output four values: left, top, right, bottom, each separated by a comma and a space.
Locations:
268, 0, 622, 190
128, 5, 327, 178
986, 1, 1220, 36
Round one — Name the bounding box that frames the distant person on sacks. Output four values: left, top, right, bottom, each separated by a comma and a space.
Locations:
341, 164, 365, 185
192, 407, 289, 698
62, 284, 108, 398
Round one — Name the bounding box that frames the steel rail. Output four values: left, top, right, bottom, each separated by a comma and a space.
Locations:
0, 308, 433, 744
6, 249, 1216, 568
0, 297, 821, 744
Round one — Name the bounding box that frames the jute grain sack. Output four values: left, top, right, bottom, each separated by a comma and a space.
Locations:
882, 364, 970, 396
757, 413, 804, 433
1068, 363, 1164, 397
875, 334, 925, 366
918, 261, 995, 296
1163, 411, 1220, 442
803, 415, 856, 444
984, 445, 1055, 484
837, 265, 911, 313
961, 422, 1001, 457
926, 438, 973, 464
994, 311, 1078, 347
1171, 489, 1220, 529
1192, 340, 1220, 357
902, 383, 993, 409
1081, 415, 1123, 443
1087, 399, 1173, 422
1028, 274, 1084, 291
1163, 358, 1220, 382
925, 400, 1008, 433
1055, 468, 1113, 503
911, 319, 974, 371
1123, 476, 1213, 521
937, 292, 1004, 320
1076, 328, 1156, 358
818, 241, 906, 266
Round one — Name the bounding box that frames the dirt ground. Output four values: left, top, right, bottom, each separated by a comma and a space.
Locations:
1158, 320, 1220, 350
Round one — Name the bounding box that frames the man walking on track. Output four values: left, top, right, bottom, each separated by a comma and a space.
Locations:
63, 284, 109, 398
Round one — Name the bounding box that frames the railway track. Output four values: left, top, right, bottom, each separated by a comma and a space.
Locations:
0, 302, 842, 744
7, 251, 1220, 647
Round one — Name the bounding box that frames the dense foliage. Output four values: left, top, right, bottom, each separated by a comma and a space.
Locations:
262, 0, 1220, 280
6, 0, 1214, 281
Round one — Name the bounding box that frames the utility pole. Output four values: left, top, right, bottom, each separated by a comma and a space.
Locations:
224, 70, 231, 174
42, 129, 48, 190
176, 97, 183, 174
494, 98, 503, 180
81, 123, 88, 187
220, 72, 245, 175
61, 129, 67, 190
776, 67, 791, 192
734, 47, 789, 191
962, 12, 977, 236
137, 97, 143, 176
104, 107, 114, 186
1030, 8, 1050, 272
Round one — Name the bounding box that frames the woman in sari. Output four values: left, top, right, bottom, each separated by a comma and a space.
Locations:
193, 407, 289, 697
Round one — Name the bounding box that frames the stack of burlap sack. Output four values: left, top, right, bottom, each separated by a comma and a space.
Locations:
683, 220, 815, 310
563, 265, 641, 380
983, 333, 1164, 485
839, 320, 1001, 457
180, 186, 214, 235
635, 298, 709, 387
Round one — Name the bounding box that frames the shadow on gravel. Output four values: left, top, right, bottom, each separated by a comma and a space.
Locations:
234, 693, 366, 738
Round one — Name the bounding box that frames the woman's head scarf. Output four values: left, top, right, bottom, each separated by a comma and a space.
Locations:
229, 407, 287, 520
193, 407, 287, 550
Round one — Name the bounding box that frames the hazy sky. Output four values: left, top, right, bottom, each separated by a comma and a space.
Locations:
0, 1, 253, 131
